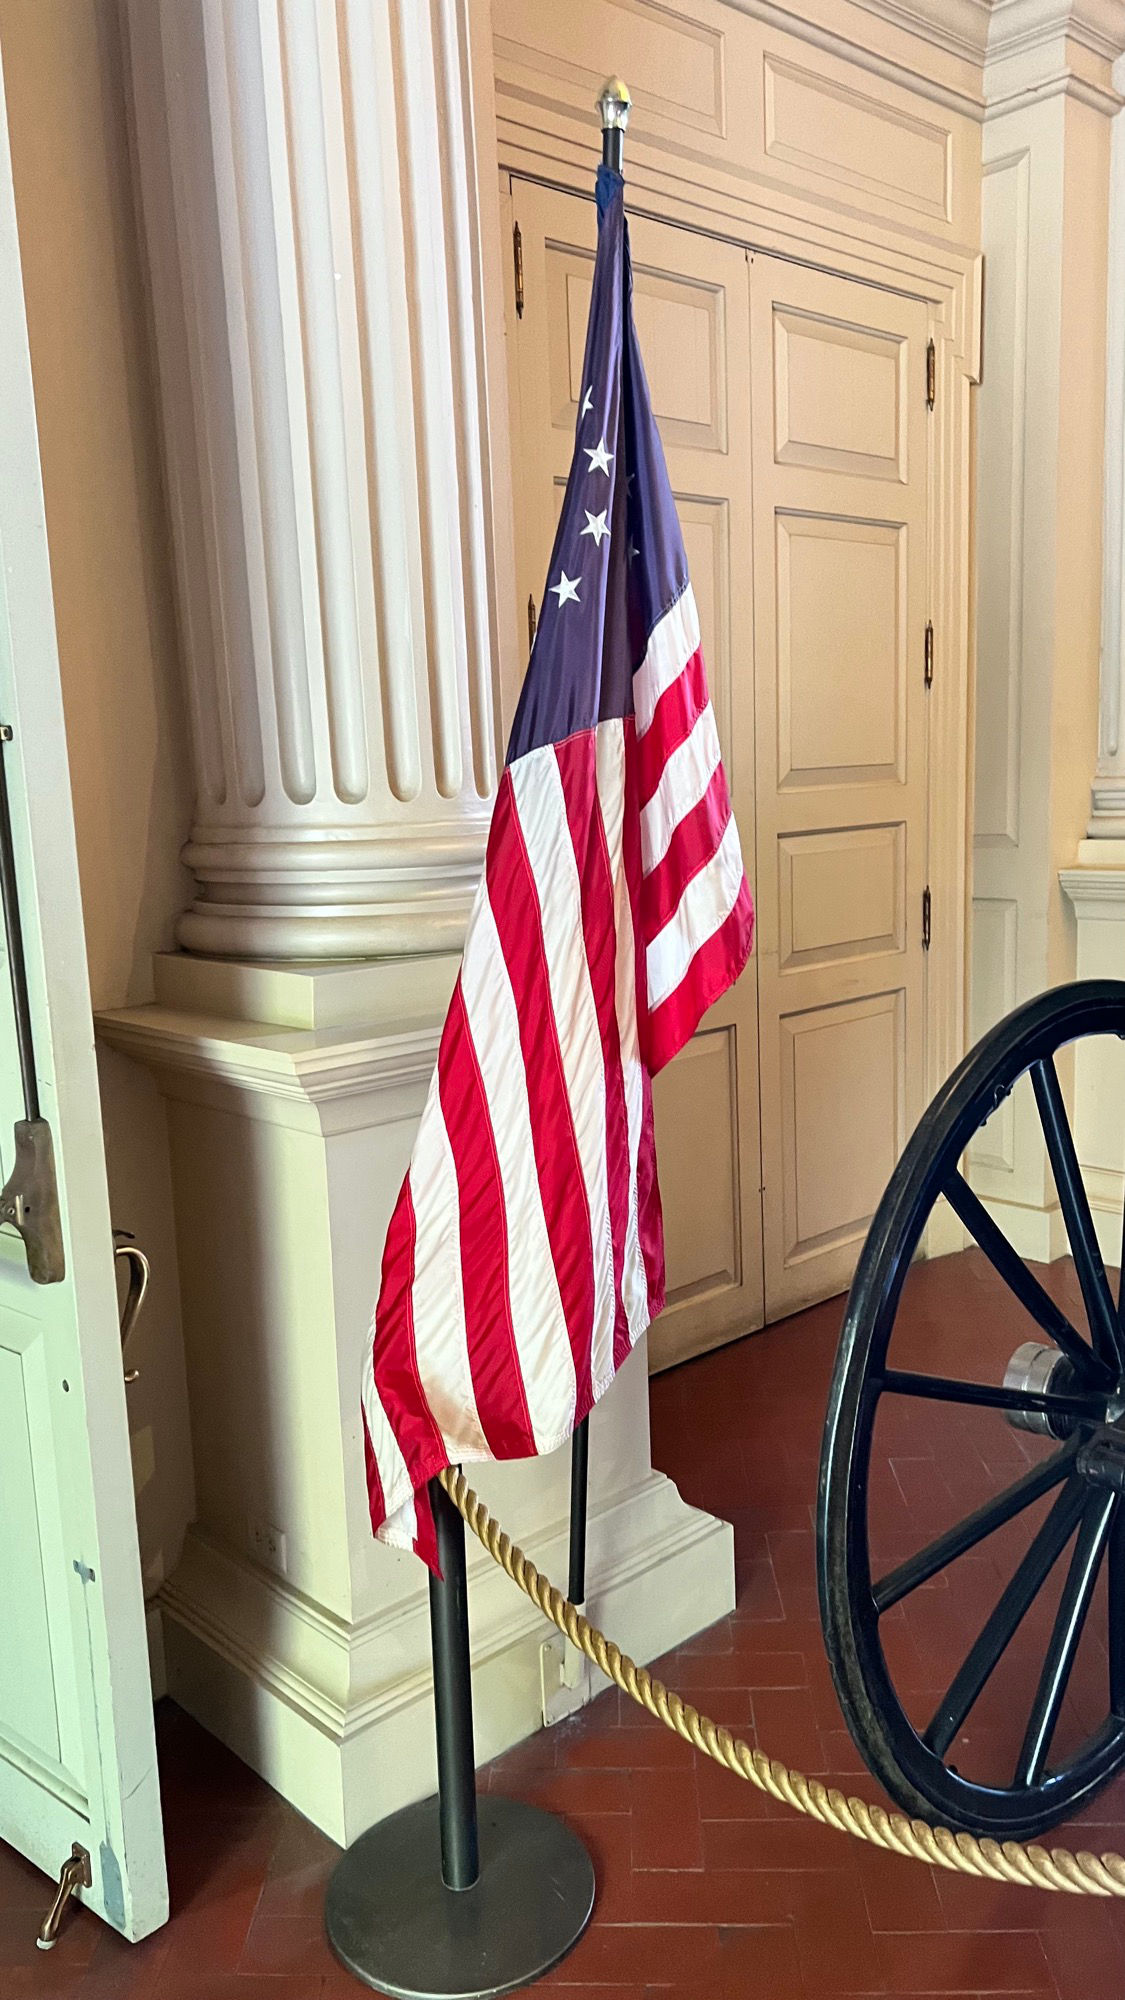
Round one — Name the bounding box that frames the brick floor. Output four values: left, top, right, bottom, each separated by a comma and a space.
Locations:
6, 1249, 1125, 1996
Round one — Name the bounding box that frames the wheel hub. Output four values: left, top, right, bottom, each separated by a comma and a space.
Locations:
1003, 1339, 1078, 1437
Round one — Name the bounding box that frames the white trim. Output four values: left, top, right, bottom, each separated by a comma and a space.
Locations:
160, 1471, 734, 1844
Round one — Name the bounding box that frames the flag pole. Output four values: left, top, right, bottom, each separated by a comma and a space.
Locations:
325, 1475, 595, 1996
325, 74, 630, 1998
568, 74, 632, 1619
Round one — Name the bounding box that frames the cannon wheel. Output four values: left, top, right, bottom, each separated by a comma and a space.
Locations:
818, 980, 1125, 1840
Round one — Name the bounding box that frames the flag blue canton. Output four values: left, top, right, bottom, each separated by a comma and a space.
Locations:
507, 167, 690, 764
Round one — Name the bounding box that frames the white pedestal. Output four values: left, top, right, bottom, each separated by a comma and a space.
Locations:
1059, 864, 1125, 1267
97, 956, 735, 1844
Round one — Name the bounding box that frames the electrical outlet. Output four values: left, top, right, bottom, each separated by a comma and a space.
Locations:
248, 1517, 287, 1577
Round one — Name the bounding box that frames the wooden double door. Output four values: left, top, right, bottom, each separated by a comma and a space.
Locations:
505, 179, 930, 1368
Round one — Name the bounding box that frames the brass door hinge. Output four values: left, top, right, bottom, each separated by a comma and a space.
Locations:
0, 1119, 65, 1284
513, 220, 524, 319
0, 724, 64, 1282
926, 339, 936, 411
922, 886, 932, 951
924, 620, 934, 688
527, 593, 538, 654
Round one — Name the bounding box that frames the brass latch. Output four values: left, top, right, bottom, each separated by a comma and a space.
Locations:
37, 1843, 91, 1950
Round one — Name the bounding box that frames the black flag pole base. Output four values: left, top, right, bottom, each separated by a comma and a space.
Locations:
324, 1793, 595, 2000
325, 1477, 594, 1998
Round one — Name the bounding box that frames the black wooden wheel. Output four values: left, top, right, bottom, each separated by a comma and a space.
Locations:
818, 980, 1125, 1840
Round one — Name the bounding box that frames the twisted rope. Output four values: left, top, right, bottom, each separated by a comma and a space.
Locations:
439, 1465, 1125, 1897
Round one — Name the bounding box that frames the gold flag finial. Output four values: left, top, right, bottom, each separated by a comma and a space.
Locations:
596, 77, 631, 132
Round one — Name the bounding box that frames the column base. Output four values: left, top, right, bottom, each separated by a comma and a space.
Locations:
158, 1471, 733, 1846
176, 825, 487, 961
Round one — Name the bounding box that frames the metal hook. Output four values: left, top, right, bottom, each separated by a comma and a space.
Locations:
113, 1229, 150, 1385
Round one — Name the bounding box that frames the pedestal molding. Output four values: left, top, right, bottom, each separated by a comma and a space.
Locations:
160, 1470, 734, 1843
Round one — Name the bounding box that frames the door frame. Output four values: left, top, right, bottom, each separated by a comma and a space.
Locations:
0, 36, 167, 1940
469, 5, 981, 1132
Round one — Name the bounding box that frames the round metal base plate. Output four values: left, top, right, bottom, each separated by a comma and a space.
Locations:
324, 1795, 595, 1999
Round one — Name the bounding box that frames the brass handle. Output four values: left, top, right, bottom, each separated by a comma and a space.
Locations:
113, 1230, 149, 1385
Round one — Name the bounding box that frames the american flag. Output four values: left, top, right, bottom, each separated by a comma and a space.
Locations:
361, 166, 753, 1565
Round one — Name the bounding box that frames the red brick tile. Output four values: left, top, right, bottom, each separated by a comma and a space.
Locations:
1036, 1900, 1125, 2000
876, 1928, 1054, 1993
702, 1812, 856, 1872
629, 1767, 701, 1873
743, 1686, 828, 1774
154, 1978, 324, 2000
855, 1848, 947, 1934
237, 1913, 339, 1979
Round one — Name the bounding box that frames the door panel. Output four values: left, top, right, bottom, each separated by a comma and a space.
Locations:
0, 43, 166, 1940
506, 177, 764, 1372
750, 256, 928, 1319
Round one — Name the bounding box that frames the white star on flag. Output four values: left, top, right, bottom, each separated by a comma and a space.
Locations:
584, 435, 613, 476
581, 509, 610, 547
580, 385, 593, 419
549, 570, 581, 606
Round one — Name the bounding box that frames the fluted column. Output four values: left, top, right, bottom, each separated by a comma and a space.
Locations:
126, 0, 506, 956
1091, 61, 1125, 837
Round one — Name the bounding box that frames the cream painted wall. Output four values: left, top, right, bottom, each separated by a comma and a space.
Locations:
0, 0, 195, 1612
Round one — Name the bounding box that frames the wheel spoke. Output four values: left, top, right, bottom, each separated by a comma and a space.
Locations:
1031, 1057, 1123, 1370
1015, 1492, 1115, 1787
880, 1369, 1106, 1424
923, 1477, 1088, 1759
943, 1169, 1111, 1385
872, 1439, 1081, 1613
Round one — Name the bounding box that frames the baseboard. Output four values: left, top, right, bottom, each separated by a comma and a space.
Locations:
160, 1471, 734, 1845
979, 1176, 1122, 1270
976, 1195, 1068, 1264
1085, 1164, 1124, 1270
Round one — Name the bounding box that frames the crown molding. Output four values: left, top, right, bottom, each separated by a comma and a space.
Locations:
980, 0, 1125, 107
841, 0, 992, 63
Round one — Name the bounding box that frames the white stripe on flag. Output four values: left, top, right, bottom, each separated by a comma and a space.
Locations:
509, 746, 618, 1395
595, 720, 650, 1342
640, 699, 722, 875
361, 1348, 418, 1551
459, 880, 578, 1450
647, 811, 745, 1010
634, 586, 700, 739
408, 1083, 489, 1459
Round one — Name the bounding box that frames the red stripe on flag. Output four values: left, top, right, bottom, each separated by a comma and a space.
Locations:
373, 1177, 446, 1491
555, 731, 634, 1371
642, 764, 733, 940
636, 647, 709, 807
487, 772, 595, 1411
361, 1403, 386, 1534
646, 879, 755, 1075
623, 721, 665, 1318
439, 978, 538, 1459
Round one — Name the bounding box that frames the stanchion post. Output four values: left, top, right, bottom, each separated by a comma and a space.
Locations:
325, 1472, 595, 1998
429, 1473, 480, 1890
568, 1419, 590, 1607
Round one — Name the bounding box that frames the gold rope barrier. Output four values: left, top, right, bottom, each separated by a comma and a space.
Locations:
439, 1466, 1125, 1897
